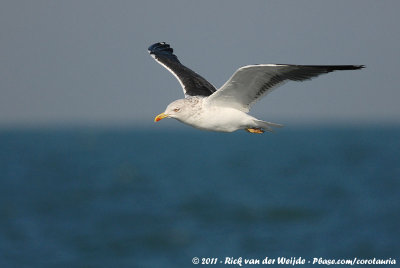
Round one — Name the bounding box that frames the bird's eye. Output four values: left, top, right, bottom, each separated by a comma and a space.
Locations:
173, 108, 180, 112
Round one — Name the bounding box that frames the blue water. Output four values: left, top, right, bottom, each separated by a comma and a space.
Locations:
0, 126, 399, 267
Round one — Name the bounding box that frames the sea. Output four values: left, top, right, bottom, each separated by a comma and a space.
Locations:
0, 125, 399, 267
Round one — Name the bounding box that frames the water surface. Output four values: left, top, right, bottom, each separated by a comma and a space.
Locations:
0, 126, 399, 267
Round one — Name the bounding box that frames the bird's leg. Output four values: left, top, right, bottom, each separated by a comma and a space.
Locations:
245, 128, 264, 134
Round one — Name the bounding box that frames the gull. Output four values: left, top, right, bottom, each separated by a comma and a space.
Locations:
148, 42, 364, 134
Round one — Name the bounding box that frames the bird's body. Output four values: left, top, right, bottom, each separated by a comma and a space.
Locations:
149, 42, 364, 133
172, 97, 255, 132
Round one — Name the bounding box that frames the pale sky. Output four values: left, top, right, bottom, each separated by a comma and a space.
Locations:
1, 0, 399, 127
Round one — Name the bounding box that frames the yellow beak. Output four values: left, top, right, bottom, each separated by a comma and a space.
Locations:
154, 113, 168, 122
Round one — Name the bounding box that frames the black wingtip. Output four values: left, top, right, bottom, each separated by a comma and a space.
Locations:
148, 42, 169, 53
351, 65, 365, 70
148, 42, 179, 62
333, 65, 365, 70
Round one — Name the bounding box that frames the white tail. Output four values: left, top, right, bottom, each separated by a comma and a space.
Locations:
254, 120, 284, 132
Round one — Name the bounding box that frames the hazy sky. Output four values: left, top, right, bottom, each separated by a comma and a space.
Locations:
1, 0, 399, 126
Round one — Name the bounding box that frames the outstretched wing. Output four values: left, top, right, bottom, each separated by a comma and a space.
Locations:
205, 64, 364, 112
148, 42, 216, 97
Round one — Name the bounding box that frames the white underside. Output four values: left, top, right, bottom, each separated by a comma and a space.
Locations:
178, 105, 259, 132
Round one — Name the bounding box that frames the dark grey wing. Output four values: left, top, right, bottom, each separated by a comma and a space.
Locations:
148, 42, 216, 97
205, 64, 364, 112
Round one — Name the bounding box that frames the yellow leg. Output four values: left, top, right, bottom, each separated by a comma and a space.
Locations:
245, 128, 264, 134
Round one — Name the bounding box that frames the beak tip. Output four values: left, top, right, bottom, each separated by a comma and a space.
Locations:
154, 113, 167, 122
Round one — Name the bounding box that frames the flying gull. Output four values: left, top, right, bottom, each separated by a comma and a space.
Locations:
148, 42, 364, 134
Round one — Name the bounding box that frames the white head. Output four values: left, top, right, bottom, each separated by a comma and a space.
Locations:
154, 98, 197, 123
